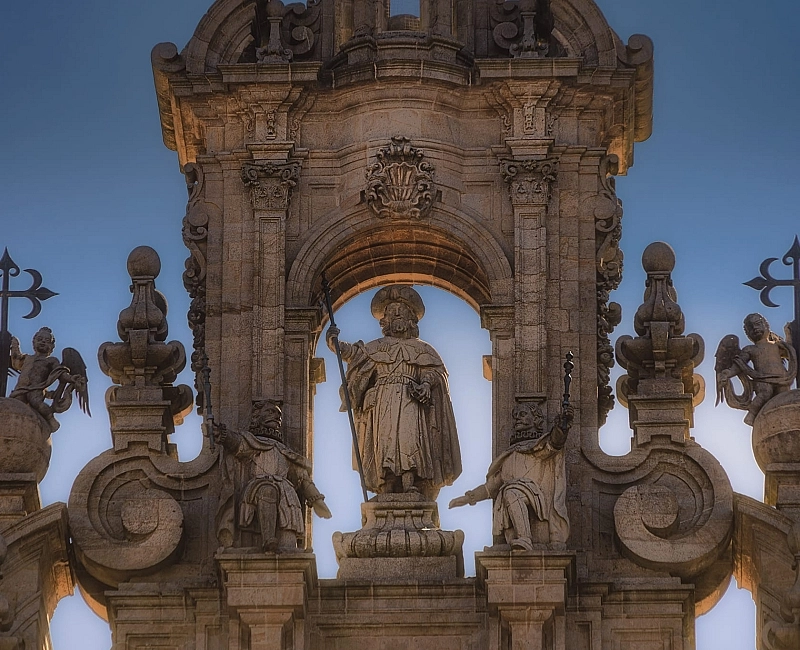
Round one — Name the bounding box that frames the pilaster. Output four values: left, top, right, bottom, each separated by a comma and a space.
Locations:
476, 551, 575, 650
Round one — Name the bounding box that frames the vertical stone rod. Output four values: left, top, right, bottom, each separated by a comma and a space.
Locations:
322, 273, 369, 503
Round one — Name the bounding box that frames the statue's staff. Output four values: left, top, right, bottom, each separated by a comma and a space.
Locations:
321, 273, 369, 503
200, 351, 215, 451
561, 351, 574, 430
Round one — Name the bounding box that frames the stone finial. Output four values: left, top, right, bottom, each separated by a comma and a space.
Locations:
616, 242, 704, 402
98, 247, 186, 389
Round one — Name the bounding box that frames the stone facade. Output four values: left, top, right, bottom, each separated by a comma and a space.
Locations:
0, 1, 798, 649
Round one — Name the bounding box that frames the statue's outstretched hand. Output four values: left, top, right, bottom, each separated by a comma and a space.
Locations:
448, 495, 470, 509
313, 499, 332, 519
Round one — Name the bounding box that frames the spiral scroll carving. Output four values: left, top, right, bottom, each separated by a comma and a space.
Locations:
69, 454, 184, 587
612, 445, 733, 580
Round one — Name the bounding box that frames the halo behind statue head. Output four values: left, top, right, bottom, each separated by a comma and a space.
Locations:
370, 285, 425, 321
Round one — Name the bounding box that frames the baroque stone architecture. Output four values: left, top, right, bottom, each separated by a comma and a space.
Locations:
1, 1, 799, 649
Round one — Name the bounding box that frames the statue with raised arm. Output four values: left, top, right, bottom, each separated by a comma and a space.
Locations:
9, 327, 90, 433
715, 313, 797, 426
215, 400, 331, 553
326, 285, 461, 501
449, 402, 573, 551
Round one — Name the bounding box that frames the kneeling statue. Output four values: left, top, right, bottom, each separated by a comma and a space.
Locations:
215, 400, 331, 552
449, 403, 572, 551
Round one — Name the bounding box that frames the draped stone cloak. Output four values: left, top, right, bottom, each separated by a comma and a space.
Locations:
216, 430, 310, 547
341, 336, 461, 494
485, 434, 569, 544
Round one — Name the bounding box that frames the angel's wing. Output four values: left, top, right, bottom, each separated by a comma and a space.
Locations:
714, 335, 741, 406
61, 347, 91, 416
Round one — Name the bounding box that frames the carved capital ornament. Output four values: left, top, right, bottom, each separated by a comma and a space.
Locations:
242, 161, 302, 211
500, 157, 558, 206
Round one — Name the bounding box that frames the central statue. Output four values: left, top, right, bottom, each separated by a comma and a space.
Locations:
327, 285, 461, 500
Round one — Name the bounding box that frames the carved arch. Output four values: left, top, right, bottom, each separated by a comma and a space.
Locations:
285, 204, 513, 311
184, 0, 638, 73
550, 0, 618, 66
184, 0, 258, 74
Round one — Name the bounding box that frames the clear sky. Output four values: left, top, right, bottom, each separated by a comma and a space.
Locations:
2, 1, 799, 648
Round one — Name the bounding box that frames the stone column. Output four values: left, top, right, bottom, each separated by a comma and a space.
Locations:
217, 552, 316, 650
476, 551, 575, 650
241, 157, 301, 411
500, 156, 558, 403
480, 304, 516, 457
283, 308, 322, 456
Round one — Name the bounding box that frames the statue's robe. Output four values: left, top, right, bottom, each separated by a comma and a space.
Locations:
485, 434, 569, 544
216, 431, 310, 547
341, 336, 461, 494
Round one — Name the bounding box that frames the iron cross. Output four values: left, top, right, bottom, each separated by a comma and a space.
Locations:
744, 236, 800, 371
0, 249, 58, 397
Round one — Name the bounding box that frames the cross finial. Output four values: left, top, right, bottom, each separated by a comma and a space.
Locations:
0, 249, 58, 397
744, 236, 800, 375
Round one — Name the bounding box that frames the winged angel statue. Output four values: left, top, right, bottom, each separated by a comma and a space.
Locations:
715, 313, 796, 425
9, 327, 90, 432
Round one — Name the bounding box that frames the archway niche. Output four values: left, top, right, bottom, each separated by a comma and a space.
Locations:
283, 216, 515, 503
309, 282, 493, 578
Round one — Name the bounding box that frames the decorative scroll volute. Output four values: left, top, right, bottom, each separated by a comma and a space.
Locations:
365, 137, 437, 220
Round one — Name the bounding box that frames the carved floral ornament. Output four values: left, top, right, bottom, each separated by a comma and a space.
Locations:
241, 161, 302, 211
365, 137, 438, 220
499, 157, 558, 206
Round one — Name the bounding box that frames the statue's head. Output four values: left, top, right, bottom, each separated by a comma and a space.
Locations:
32, 327, 55, 355
510, 403, 545, 444
249, 399, 283, 442
371, 285, 424, 339
744, 313, 769, 343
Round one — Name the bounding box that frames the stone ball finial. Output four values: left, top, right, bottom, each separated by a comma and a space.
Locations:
127, 246, 161, 279
641, 241, 676, 274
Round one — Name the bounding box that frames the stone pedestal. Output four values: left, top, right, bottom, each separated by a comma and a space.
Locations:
754, 390, 800, 520
476, 551, 575, 650
332, 493, 464, 581
218, 551, 316, 650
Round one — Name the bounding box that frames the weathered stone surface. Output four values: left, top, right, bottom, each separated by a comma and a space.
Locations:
333, 493, 464, 581
0, 399, 51, 483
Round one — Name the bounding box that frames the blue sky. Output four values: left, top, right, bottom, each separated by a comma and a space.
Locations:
2, 1, 799, 648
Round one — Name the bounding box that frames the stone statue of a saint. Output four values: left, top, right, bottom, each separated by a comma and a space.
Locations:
449, 403, 573, 550
9, 327, 90, 432
215, 400, 331, 553
715, 313, 797, 425
326, 285, 461, 500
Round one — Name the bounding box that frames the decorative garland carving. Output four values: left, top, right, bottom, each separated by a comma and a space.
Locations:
365, 137, 437, 220
499, 157, 558, 206
182, 163, 209, 412
591, 155, 624, 425
242, 161, 302, 211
